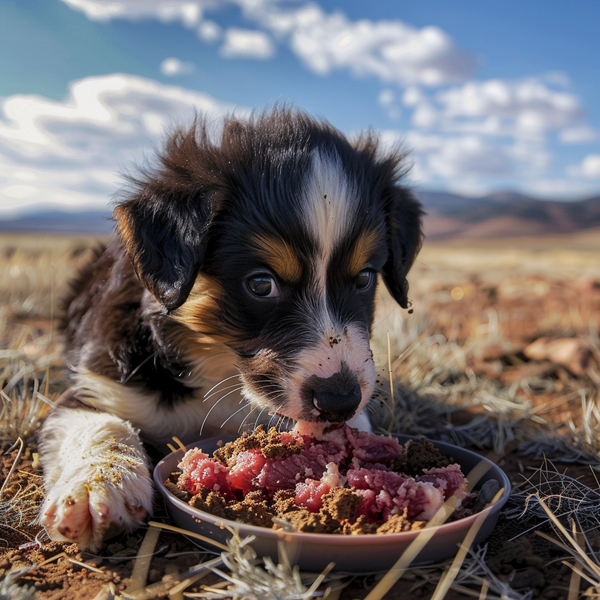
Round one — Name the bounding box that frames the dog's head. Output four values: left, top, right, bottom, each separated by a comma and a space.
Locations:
114, 108, 422, 428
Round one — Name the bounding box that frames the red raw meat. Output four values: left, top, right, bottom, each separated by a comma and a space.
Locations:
346, 468, 405, 495
417, 464, 467, 498
226, 449, 267, 494
177, 448, 229, 495
176, 425, 470, 528
294, 463, 343, 511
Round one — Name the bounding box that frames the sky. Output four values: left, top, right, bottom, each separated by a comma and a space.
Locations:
1, 0, 599, 217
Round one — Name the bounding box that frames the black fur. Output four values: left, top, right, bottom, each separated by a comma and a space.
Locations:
61, 107, 423, 421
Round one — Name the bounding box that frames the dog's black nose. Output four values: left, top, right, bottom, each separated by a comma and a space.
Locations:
303, 366, 362, 422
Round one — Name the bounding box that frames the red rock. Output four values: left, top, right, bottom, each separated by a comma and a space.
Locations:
523, 337, 593, 376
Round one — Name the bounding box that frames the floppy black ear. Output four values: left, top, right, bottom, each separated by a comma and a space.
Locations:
113, 122, 225, 312
114, 187, 219, 312
381, 185, 424, 309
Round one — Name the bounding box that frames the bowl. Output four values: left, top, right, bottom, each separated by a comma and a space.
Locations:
154, 435, 511, 573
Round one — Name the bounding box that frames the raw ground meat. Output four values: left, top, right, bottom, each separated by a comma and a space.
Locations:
171, 425, 472, 534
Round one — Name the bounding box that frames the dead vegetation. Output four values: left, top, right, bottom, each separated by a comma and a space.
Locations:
0, 231, 600, 599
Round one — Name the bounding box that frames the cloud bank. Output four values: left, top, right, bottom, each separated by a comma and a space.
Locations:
60, 0, 476, 85
0, 74, 241, 215
3, 0, 597, 209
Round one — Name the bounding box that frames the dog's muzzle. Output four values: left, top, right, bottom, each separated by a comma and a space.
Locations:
301, 364, 362, 423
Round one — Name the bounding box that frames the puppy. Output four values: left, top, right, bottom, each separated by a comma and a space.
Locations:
38, 108, 423, 550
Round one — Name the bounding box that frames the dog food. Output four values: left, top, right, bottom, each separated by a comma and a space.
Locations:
168, 425, 473, 534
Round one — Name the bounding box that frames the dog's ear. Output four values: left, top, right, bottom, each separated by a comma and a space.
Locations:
381, 185, 424, 309
114, 189, 219, 312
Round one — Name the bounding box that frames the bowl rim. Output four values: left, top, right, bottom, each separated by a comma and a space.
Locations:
154, 433, 512, 544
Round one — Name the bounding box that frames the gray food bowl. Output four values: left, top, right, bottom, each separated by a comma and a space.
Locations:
154, 435, 511, 573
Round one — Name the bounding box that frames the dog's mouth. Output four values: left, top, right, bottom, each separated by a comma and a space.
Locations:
236, 331, 375, 429
240, 368, 368, 431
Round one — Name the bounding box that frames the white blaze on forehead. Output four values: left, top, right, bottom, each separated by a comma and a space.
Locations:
301, 149, 358, 267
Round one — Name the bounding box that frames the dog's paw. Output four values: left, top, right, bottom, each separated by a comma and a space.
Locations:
40, 441, 154, 551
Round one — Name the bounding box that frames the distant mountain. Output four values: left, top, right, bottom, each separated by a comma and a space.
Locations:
414, 191, 600, 240
1, 193, 600, 240
0, 211, 114, 235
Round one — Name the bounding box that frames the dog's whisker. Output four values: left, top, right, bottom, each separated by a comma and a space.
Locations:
204, 386, 246, 417
203, 373, 276, 401
122, 351, 159, 385
265, 402, 285, 430
220, 401, 253, 430
276, 413, 288, 432
238, 404, 259, 433
203, 383, 244, 403
174, 350, 235, 384
259, 388, 285, 399
203, 374, 242, 399
199, 393, 232, 437
252, 405, 269, 432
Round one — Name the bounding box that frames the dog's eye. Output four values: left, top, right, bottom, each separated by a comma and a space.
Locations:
247, 275, 280, 298
355, 269, 375, 290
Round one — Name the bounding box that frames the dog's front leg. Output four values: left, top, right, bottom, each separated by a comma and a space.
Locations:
38, 403, 153, 551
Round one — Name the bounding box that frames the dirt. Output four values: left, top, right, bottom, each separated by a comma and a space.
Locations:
1, 251, 600, 598
174, 428, 457, 535
0, 444, 222, 599
1, 429, 595, 599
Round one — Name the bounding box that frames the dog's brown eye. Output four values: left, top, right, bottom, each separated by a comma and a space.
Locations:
247, 275, 280, 298
355, 269, 374, 290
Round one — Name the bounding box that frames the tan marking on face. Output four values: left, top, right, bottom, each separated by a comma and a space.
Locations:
348, 229, 380, 278
252, 234, 303, 283
171, 274, 236, 344
113, 206, 141, 267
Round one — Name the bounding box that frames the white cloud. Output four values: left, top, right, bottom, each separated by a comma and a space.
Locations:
59, 0, 208, 26
382, 128, 551, 189
0, 74, 243, 215
567, 154, 600, 179
219, 28, 276, 59
401, 86, 425, 107
378, 89, 394, 107
435, 78, 583, 137
61, 1, 475, 87
543, 71, 571, 89
411, 102, 440, 129
198, 19, 222, 42
261, 3, 474, 86
160, 57, 196, 75
378, 89, 401, 120
421, 135, 513, 178
400, 77, 589, 152
559, 125, 598, 144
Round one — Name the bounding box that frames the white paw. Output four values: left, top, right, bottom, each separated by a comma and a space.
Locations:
41, 440, 154, 551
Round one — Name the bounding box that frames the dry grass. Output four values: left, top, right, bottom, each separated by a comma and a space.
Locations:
1, 231, 600, 599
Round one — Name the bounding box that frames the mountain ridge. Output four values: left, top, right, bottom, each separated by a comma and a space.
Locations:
1, 192, 599, 240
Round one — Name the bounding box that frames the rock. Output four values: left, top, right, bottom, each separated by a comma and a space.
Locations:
523, 337, 593, 376
510, 566, 545, 592
475, 479, 501, 506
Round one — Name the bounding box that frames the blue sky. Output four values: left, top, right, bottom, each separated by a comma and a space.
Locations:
1, 0, 599, 216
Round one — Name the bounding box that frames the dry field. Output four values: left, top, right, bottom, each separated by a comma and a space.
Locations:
1, 230, 600, 600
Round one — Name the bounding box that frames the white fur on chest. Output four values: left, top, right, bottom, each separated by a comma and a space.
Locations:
72, 369, 252, 446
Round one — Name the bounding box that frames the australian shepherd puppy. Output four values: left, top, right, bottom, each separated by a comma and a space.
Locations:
38, 108, 423, 550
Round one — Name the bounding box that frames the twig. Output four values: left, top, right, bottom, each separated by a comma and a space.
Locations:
125, 526, 162, 594
0, 437, 23, 500
147, 521, 229, 552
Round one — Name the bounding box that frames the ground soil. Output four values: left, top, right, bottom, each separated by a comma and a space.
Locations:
1, 424, 596, 599
1, 236, 599, 599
